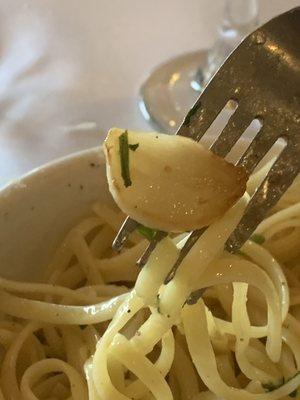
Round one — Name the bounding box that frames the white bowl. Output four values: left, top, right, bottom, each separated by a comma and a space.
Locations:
0, 138, 282, 282
0, 147, 110, 281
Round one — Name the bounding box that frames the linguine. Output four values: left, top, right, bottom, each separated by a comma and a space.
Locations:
0, 169, 299, 400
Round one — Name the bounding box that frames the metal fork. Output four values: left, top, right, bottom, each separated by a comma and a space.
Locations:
113, 8, 300, 276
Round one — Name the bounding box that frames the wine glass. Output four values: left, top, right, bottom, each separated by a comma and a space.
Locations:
139, 0, 259, 133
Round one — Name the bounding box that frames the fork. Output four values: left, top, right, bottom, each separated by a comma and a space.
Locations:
113, 7, 300, 278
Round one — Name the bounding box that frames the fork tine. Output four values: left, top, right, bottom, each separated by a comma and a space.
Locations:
210, 106, 253, 158
236, 125, 279, 175
176, 82, 228, 141
187, 288, 207, 304
112, 217, 139, 251
164, 227, 207, 284
112, 83, 228, 251
226, 142, 300, 253
136, 231, 168, 267
113, 7, 300, 255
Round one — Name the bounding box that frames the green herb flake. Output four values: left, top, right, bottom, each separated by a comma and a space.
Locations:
262, 378, 284, 392
262, 372, 300, 397
118, 130, 132, 187
288, 372, 300, 398
137, 224, 157, 241
250, 233, 265, 245
129, 143, 139, 151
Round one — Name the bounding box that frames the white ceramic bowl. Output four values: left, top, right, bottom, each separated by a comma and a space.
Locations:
0, 147, 110, 281
0, 139, 282, 282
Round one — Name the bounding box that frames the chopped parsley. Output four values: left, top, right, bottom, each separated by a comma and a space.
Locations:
119, 130, 132, 187
118, 132, 139, 187
290, 389, 298, 398
262, 378, 284, 392
137, 224, 157, 241
287, 372, 300, 398
262, 372, 300, 398
250, 233, 265, 245
129, 143, 139, 151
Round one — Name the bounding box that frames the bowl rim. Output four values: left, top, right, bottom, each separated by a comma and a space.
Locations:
0, 134, 275, 196
0, 135, 254, 193
0, 146, 103, 193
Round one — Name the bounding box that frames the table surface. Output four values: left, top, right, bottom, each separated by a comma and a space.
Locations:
0, 0, 298, 187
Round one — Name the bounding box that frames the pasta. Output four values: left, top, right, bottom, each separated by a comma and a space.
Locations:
0, 171, 299, 400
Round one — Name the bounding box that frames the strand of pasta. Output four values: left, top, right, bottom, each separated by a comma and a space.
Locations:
0, 277, 124, 303
196, 257, 282, 361
67, 230, 104, 284
242, 242, 289, 320
244, 340, 281, 380
183, 300, 300, 400
232, 282, 276, 382
265, 228, 300, 264
124, 330, 175, 399
85, 360, 101, 400
125, 195, 249, 365
159, 195, 248, 318
282, 328, 300, 369
92, 292, 144, 399
171, 338, 200, 399
0, 321, 41, 400
61, 326, 89, 372
89, 195, 252, 399
257, 202, 300, 234
0, 290, 128, 325
44, 216, 103, 283
33, 373, 68, 398
263, 219, 300, 240
0, 181, 299, 400
20, 358, 88, 400
110, 333, 173, 400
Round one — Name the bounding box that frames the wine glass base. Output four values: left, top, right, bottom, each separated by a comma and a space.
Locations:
139, 50, 207, 133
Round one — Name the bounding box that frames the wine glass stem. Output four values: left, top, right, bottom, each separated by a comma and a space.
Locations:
196, 0, 259, 89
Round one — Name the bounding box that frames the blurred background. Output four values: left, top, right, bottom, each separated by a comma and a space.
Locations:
0, 0, 298, 186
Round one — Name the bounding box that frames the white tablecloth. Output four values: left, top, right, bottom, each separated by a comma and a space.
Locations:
0, 0, 298, 186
